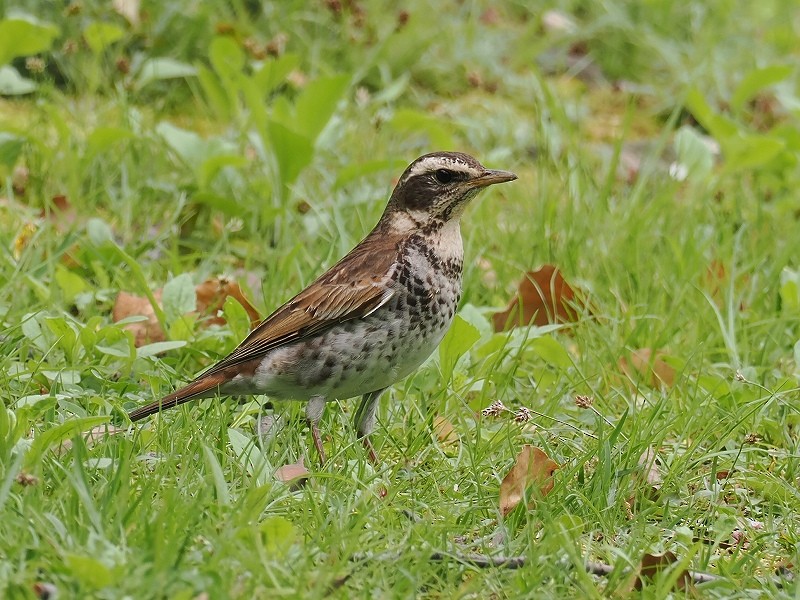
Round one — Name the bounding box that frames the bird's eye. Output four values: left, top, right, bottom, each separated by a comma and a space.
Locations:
434, 169, 455, 184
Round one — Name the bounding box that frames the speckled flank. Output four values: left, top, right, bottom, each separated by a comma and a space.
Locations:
243, 227, 463, 402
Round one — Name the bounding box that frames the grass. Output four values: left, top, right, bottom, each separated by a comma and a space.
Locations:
1, 0, 800, 597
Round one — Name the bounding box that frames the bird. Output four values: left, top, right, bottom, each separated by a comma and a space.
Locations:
128, 151, 517, 463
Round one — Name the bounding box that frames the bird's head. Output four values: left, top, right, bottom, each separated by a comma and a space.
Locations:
384, 151, 516, 228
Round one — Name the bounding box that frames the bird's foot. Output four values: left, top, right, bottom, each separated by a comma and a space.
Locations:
309, 420, 327, 465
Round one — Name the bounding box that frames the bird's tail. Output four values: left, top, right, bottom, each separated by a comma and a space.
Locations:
128, 373, 227, 422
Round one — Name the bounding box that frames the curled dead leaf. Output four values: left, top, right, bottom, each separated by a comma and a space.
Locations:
499, 445, 559, 516
619, 348, 675, 388
113, 277, 260, 347
275, 458, 309, 490
492, 265, 585, 332
632, 551, 691, 592
194, 278, 261, 326
113, 289, 165, 346
433, 415, 459, 447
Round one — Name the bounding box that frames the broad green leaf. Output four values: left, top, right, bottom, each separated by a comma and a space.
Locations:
21, 312, 48, 351
136, 340, 186, 358
529, 335, 572, 369
673, 125, 714, 181
202, 444, 231, 506
222, 295, 252, 342
54, 265, 88, 304
0, 17, 60, 65
294, 74, 349, 139
85, 217, 115, 246
156, 121, 204, 164
83, 22, 125, 54
198, 154, 248, 188
25, 416, 109, 467
228, 428, 271, 483
135, 57, 196, 89
259, 516, 296, 556
162, 273, 196, 323
723, 134, 785, 171
266, 120, 314, 186
0, 132, 24, 167
731, 65, 793, 112
209, 36, 245, 76
685, 89, 738, 140
44, 316, 79, 356
0, 65, 36, 95
156, 122, 239, 182
253, 53, 299, 96
439, 315, 481, 382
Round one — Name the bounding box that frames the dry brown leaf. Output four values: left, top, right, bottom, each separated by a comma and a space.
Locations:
492, 265, 584, 332
617, 550, 693, 595
112, 277, 260, 347
194, 278, 261, 326
499, 445, 559, 516
432, 416, 459, 446
619, 348, 675, 388
113, 289, 165, 346
634, 552, 691, 592
275, 458, 309, 490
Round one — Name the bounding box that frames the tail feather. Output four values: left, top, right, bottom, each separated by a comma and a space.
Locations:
128, 373, 227, 422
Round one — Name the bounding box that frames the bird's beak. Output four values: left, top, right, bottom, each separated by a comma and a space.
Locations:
466, 169, 518, 189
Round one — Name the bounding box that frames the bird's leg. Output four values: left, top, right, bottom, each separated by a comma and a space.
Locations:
354, 388, 386, 464
305, 396, 327, 465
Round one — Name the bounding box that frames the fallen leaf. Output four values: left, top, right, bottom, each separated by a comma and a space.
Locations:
275, 458, 309, 490
113, 277, 260, 347
618, 551, 691, 594
433, 415, 459, 446
619, 348, 675, 388
637, 552, 691, 591
194, 277, 261, 326
499, 445, 559, 516
492, 265, 585, 332
112, 289, 165, 346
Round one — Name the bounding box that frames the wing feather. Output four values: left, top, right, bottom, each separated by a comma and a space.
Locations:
199, 233, 401, 378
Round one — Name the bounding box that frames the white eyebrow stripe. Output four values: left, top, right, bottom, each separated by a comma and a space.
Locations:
400, 156, 477, 186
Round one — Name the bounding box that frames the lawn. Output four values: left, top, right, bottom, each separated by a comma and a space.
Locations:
1, 0, 799, 597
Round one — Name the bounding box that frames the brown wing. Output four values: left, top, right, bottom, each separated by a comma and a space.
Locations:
128, 231, 403, 422
200, 232, 401, 378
